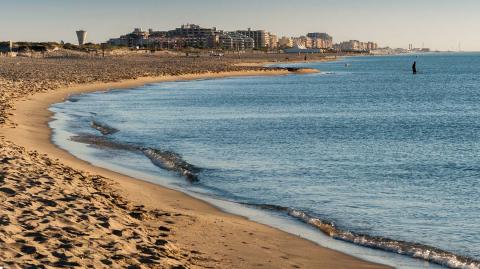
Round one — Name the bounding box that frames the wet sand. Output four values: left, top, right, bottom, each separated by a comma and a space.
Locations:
0, 54, 390, 268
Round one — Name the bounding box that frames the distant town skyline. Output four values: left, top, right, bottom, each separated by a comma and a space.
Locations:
1, 0, 480, 51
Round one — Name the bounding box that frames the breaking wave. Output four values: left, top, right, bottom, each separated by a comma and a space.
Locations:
90, 120, 119, 135
71, 134, 199, 182
142, 148, 199, 181
247, 203, 480, 269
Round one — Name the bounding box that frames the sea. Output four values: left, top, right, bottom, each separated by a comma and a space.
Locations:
50, 53, 480, 269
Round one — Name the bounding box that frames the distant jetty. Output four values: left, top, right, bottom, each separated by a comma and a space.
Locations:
285, 67, 320, 73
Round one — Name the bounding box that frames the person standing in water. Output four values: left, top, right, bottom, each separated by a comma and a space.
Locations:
412, 61, 417, 74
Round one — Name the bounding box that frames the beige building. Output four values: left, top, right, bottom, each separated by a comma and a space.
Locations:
306, 32, 333, 49
367, 42, 378, 50
293, 36, 313, 48
278, 36, 293, 48
311, 38, 333, 49
334, 40, 378, 51
268, 33, 278, 48
236, 28, 269, 49
219, 32, 255, 50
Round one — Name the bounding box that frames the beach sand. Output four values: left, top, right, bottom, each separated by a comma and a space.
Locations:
0, 54, 390, 268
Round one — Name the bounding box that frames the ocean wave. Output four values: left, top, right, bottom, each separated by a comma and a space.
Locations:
70, 134, 200, 182
90, 120, 119, 135
247, 203, 480, 269
142, 148, 199, 182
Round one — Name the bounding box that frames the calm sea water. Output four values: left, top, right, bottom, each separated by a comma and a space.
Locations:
50, 53, 480, 269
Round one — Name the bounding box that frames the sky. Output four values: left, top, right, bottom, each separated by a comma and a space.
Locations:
1, 0, 480, 51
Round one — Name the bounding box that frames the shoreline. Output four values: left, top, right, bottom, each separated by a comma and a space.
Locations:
0, 69, 391, 268
233, 56, 341, 67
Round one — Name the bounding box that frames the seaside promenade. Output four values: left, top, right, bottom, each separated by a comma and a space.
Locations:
0, 52, 388, 268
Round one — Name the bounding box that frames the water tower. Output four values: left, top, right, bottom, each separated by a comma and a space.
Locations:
76, 30, 87, 46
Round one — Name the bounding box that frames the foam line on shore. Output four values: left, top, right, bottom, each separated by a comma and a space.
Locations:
247, 203, 480, 269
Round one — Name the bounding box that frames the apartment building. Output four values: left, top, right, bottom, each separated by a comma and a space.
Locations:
107, 28, 150, 47
306, 32, 333, 49
219, 32, 255, 50
166, 24, 220, 48
278, 36, 293, 48
236, 28, 269, 49
268, 34, 278, 49
334, 40, 378, 52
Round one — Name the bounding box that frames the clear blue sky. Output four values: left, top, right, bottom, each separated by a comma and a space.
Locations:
1, 0, 479, 51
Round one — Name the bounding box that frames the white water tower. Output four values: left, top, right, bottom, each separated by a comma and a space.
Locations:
76, 30, 87, 46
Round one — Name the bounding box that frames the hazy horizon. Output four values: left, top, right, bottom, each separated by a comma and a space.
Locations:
2, 0, 480, 51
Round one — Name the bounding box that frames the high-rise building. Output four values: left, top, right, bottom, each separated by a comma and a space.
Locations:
76, 30, 87, 46
219, 32, 254, 50
167, 24, 219, 48
293, 36, 313, 48
236, 28, 269, 49
367, 42, 378, 50
278, 37, 293, 48
306, 32, 333, 49
268, 33, 278, 49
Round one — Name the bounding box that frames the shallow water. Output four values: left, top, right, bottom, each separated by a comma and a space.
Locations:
50, 53, 480, 268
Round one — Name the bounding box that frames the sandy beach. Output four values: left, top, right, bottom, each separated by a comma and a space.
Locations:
0, 53, 390, 268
